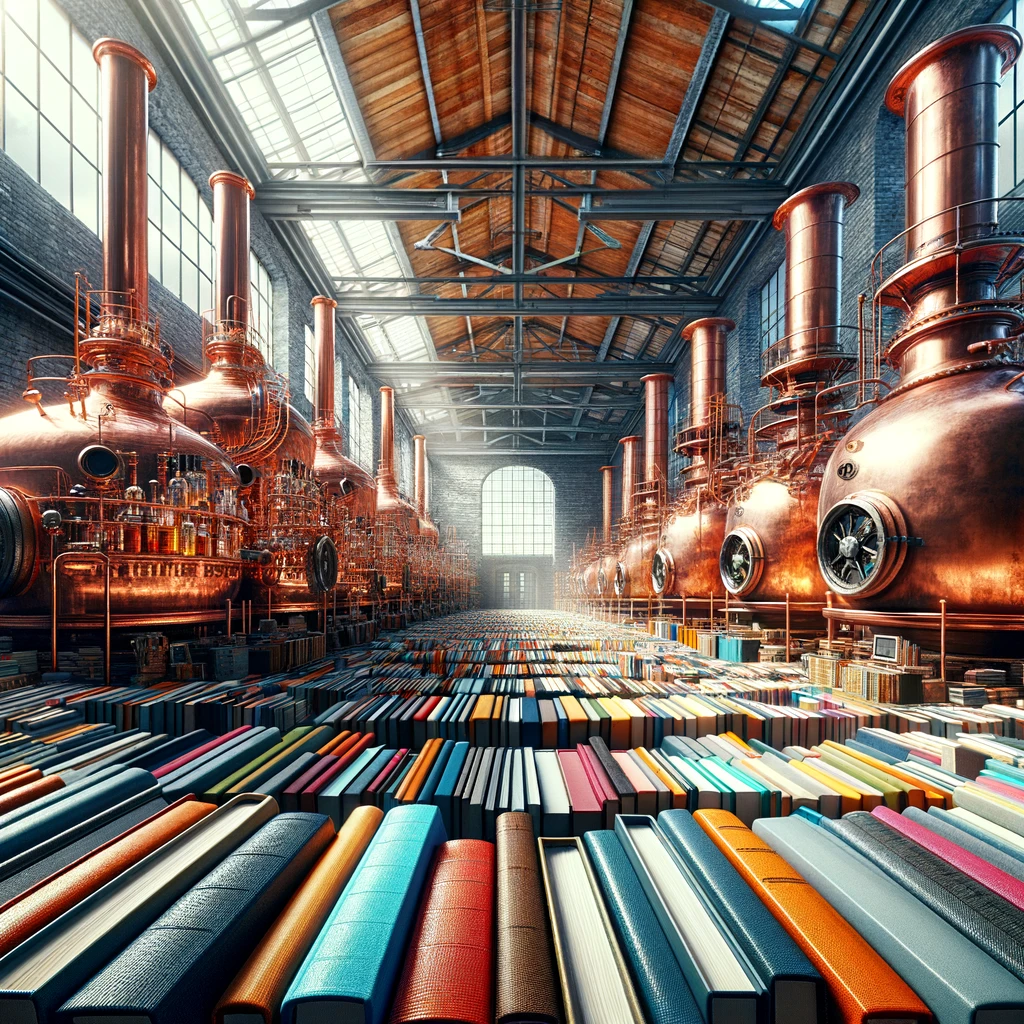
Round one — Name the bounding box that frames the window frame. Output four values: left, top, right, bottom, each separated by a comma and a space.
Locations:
760, 261, 786, 353
481, 466, 556, 558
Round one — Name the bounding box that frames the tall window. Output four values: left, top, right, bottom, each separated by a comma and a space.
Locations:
482, 467, 555, 557
1, 0, 101, 233
999, 1, 1024, 192
249, 252, 274, 363
760, 262, 786, 352
147, 130, 214, 318
349, 376, 372, 470
304, 324, 316, 405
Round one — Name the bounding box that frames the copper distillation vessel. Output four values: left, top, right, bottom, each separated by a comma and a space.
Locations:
577, 464, 618, 601
650, 321, 745, 605
817, 25, 1024, 655
0, 39, 247, 636
309, 295, 377, 601
718, 181, 864, 629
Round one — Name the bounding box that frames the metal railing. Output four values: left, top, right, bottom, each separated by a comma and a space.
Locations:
759, 324, 859, 380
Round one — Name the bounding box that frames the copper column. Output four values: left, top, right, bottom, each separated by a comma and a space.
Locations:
642, 373, 673, 489
684, 318, 731, 428
211, 171, 255, 328
94, 39, 157, 318
601, 465, 615, 545
774, 182, 859, 361
413, 434, 428, 520
619, 435, 640, 524
378, 386, 397, 492
312, 296, 337, 428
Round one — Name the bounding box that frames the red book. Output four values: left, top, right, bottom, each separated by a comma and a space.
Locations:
556, 749, 603, 836
975, 776, 1024, 805
367, 749, 409, 795
281, 756, 337, 813
298, 734, 374, 812
413, 696, 441, 721
872, 805, 1024, 911
152, 726, 251, 779
576, 743, 618, 826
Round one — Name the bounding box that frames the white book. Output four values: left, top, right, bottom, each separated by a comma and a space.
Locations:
523, 747, 542, 837
535, 750, 570, 836
761, 752, 842, 819
696, 759, 761, 827
539, 839, 644, 1024
664, 753, 723, 810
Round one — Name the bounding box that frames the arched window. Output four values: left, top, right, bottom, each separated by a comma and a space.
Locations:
482, 467, 555, 556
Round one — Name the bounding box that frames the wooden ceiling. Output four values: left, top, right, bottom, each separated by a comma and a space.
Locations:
326, 0, 868, 442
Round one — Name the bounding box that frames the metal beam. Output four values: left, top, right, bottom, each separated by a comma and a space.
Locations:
368, 361, 675, 383
331, 295, 718, 316
427, 445, 612, 456
581, 181, 787, 220
420, 424, 619, 435
395, 401, 636, 411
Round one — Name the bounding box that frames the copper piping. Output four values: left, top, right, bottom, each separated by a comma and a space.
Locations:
312, 295, 337, 427
619, 435, 640, 523
601, 465, 614, 545
413, 434, 427, 519
378, 386, 397, 492
210, 171, 255, 329
93, 40, 156, 319
641, 373, 673, 487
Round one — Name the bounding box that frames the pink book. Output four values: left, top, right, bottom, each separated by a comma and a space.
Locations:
577, 743, 618, 826
612, 751, 657, 815
556, 749, 602, 836
152, 725, 251, 779
975, 776, 1024, 805
872, 805, 1024, 911
368, 748, 409, 795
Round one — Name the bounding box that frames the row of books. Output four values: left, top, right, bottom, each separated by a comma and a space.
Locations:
3, 759, 1024, 1023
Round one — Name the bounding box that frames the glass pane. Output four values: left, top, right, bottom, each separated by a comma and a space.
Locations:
6, 24, 39, 105
147, 130, 161, 182
182, 259, 199, 313
9, 0, 38, 43
162, 193, 179, 245
148, 222, 161, 276
180, 166, 198, 225
162, 233, 180, 294
71, 30, 96, 108
72, 92, 97, 164
39, 118, 70, 208
72, 152, 98, 232
40, 59, 70, 137
5, 86, 39, 179
161, 144, 179, 204
1000, 114, 1016, 195
40, 0, 69, 75
181, 216, 198, 264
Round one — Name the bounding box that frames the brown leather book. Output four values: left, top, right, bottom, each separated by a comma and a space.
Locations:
495, 812, 562, 1024
695, 809, 931, 1024
0, 773, 64, 816
213, 804, 383, 1024
388, 839, 495, 1024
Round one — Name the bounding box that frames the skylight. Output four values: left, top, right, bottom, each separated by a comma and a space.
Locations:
177, 0, 432, 363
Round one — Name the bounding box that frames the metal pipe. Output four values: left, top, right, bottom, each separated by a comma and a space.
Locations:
413, 434, 428, 519
601, 465, 615, 545
378, 386, 396, 490
642, 373, 673, 487
619, 436, 641, 523
940, 598, 947, 680
312, 295, 337, 427
826, 590, 834, 642
785, 592, 791, 662
210, 171, 255, 329
94, 39, 156, 318
226, 599, 232, 639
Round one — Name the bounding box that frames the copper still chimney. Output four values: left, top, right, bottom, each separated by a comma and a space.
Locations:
817, 25, 1024, 652
311, 296, 375, 519
167, 172, 287, 461
412, 433, 439, 542
0, 39, 245, 625
375, 386, 420, 595
718, 181, 859, 616
651, 318, 742, 600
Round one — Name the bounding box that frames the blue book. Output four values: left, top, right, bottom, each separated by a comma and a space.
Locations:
281, 805, 446, 1024
434, 741, 469, 836
521, 698, 541, 748
417, 739, 454, 806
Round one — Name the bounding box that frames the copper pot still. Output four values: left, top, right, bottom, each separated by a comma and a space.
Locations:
719, 181, 859, 616
816, 25, 1024, 653
0, 40, 247, 625
652, 318, 738, 601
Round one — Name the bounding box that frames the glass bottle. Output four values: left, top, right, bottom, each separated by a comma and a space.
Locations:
167, 456, 189, 508
145, 480, 160, 553
122, 453, 144, 554
181, 514, 197, 556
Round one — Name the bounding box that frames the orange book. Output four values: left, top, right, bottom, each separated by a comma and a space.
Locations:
695, 809, 930, 1024
0, 797, 214, 957
214, 805, 382, 1024
396, 738, 441, 803
316, 729, 352, 756
0, 774, 64, 816
0, 768, 39, 796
